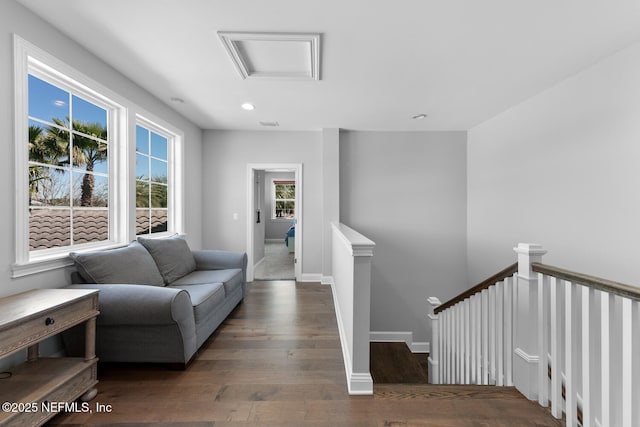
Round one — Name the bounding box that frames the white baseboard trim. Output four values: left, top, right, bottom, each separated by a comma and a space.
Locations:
329, 281, 373, 395
264, 238, 283, 243
370, 331, 430, 354
514, 347, 539, 364
299, 273, 323, 282
321, 275, 334, 286
253, 257, 265, 269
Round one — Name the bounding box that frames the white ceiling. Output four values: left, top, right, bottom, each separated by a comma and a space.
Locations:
15, 0, 640, 131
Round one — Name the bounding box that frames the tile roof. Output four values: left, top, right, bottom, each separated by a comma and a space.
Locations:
29, 208, 167, 250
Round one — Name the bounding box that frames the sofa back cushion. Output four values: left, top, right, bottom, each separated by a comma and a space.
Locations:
70, 241, 165, 286
137, 235, 197, 284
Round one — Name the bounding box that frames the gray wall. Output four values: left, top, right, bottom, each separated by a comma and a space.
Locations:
264, 171, 296, 240
467, 40, 640, 287
252, 170, 266, 263
0, 1, 203, 298
202, 130, 323, 276
340, 131, 468, 342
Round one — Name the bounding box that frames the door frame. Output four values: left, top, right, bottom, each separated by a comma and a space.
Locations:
246, 163, 303, 281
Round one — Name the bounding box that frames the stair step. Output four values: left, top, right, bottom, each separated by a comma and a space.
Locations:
374, 384, 528, 401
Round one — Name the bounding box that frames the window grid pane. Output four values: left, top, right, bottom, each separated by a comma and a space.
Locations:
28, 72, 111, 251
136, 124, 170, 235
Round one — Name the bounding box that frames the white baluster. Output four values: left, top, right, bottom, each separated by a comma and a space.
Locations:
470, 294, 476, 384
489, 285, 496, 385
505, 275, 514, 386
600, 291, 611, 427
496, 281, 504, 386
581, 285, 591, 427
482, 288, 489, 385
445, 308, 451, 384
549, 276, 562, 419
538, 273, 550, 407
622, 297, 632, 427
476, 292, 483, 384
465, 298, 470, 383
565, 280, 576, 427
454, 304, 459, 383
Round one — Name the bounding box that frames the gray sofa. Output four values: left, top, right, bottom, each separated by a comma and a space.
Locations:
64, 235, 247, 366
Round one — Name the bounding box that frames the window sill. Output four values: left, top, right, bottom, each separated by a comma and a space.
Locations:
12, 257, 74, 278
12, 241, 128, 278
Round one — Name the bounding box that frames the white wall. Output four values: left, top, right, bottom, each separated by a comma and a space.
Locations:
0, 1, 203, 298
468, 41, 640, 287
202, 130, 323, 276
340, 131, 468, 342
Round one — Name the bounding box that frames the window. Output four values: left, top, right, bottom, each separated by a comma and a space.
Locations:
273, 180, 295, 219
14, 37, 184, 276
135, 122, 170, 235
27, 74, 111, 251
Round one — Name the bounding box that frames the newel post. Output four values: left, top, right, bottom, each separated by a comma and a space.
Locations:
513, 243, 547, 400
427, 297, 442, 384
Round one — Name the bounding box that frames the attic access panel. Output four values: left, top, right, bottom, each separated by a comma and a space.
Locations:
218, 32, 321, 80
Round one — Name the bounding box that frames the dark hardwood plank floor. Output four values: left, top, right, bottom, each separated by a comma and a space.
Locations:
47, 280, 562, 426
370, 342, 429, 384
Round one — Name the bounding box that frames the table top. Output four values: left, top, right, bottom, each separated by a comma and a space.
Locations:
0, 288, 98, 329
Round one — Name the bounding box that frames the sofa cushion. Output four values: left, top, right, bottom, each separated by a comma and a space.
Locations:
138, 235, 197, 284
70, 241, 165, 286
168, 283, 225, 324
171, 269, 243, 296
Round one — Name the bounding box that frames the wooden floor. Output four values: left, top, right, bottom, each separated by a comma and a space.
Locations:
48, 281, 562, 426
370, 342, 429, 384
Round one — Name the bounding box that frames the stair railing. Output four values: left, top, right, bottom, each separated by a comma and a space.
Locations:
428, 243, 640, 427
427, 263, 518, 386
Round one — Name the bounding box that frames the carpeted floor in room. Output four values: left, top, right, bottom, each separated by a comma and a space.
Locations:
254, 241, 295, 280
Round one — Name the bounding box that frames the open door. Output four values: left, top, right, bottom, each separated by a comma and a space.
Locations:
246, 163, 302, 282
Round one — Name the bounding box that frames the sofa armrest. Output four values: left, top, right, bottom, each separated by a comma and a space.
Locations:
66, 284, 193, 327
192, 250, 247, 271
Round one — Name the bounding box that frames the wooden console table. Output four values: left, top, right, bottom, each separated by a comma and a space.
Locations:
0, 288, 99, 426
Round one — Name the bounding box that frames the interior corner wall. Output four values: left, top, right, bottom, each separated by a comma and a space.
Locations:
201, 130, 323, 276
340, 131, 467, 342
0, 1, 203, 298
467, 40, 640, 287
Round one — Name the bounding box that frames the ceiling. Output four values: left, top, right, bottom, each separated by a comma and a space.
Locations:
15, 0, 640, 131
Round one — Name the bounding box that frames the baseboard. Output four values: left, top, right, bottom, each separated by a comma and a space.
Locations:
264, 238, 282, 244
253, 257, 265, 269
369, 331, 430, 354
299, 273, 322, 282
321, 275, 334, 286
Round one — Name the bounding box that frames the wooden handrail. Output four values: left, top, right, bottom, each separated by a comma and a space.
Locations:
532, 262, 640, 302
434, 263, 518, 314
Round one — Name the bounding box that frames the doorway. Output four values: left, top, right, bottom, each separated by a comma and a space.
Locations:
246, 164, 302, 282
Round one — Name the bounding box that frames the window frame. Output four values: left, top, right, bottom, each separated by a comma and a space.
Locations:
134, 115, 181, 238
13, 36, 184, 278
12, 36, 130, 277
271, 179, 296, 220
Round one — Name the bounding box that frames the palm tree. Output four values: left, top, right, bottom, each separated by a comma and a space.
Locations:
28, 124, 66, 205
47, 118, 107, 206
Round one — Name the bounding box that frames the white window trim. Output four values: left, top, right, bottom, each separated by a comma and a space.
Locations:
12, 35, 131, 277
271, 179, 296, 221
135, 114, 184, 238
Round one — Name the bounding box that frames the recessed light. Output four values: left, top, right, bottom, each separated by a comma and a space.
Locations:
412, 113, 427, 120
241, 103, 255, 111
259, 121, 279, 127
170, 97, 184, 104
